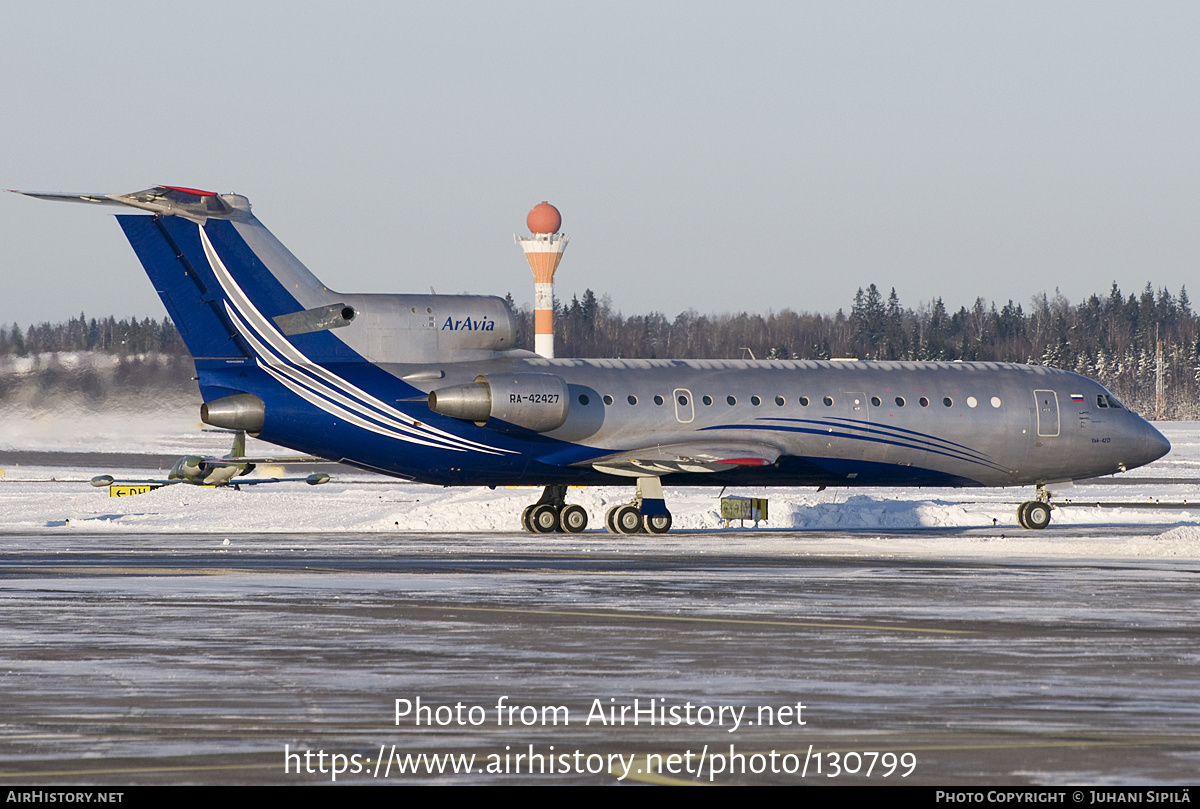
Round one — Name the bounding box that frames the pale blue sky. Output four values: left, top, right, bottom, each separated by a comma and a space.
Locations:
3, 2, 1198, 326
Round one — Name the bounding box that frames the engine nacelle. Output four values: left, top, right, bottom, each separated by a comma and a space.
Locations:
339, 293, 517, 364
428, 373, 569, 433
201, 394, 266, 432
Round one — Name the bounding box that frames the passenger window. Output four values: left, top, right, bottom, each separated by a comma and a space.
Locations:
991, 397, 1002, 408
966, 396, 977, 408
627, 395, 638, 405
703, 395, 713, 406
919, 397, 930, 407
654, 395, 664, 405
751, 395, 761, 406
870, 396, 881, 407
775, 396, 785, 406
603, 395, 613, 405
677, 395, 688, 406
823, 396, 834, 406
799, 396, 810, 406
943, 397, 953, 407
578, 394, 590, 405
727, 395, 737, 406
895, 397, 905, 407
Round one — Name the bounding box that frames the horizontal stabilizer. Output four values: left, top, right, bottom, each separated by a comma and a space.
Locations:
13, 186, 236, 220
11, 190, 131, 206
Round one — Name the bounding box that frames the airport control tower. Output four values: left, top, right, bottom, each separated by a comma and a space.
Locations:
516, 201, 568, 358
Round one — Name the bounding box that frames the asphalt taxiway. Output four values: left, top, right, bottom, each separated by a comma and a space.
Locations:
1, 530, 1197, 785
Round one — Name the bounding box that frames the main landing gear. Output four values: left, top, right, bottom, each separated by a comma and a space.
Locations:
521, 485, 588, 534
520, 477, 674, 534
604, 476, 672, 535
603, 503, 673, 534
1016, 484, 1053, 529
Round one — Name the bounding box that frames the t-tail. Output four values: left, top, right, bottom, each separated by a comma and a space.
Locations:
17, 186, 522, 431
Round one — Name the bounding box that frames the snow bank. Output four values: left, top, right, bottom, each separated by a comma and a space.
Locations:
1, 407, 1197, 559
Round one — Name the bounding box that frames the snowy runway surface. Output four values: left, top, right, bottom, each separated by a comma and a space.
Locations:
0, 423, 1198, 784
2, 534, 1197, 785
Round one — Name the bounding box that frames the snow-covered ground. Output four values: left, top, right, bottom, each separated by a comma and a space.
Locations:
2, 406, 1199, 559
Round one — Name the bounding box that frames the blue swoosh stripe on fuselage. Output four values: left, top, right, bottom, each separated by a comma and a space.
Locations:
698, 423, 1010, 474
199, 224, 518, 456
819, 416, 991, 457
757, 416, 995, 463
221, 292, 514, 456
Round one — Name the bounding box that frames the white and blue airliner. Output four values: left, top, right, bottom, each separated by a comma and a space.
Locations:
18, 186, 1171, 533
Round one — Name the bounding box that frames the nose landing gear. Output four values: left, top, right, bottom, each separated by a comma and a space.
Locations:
1016, 485, 1053, 529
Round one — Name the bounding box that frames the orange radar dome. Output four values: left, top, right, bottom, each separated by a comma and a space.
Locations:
526, 201, 562, 234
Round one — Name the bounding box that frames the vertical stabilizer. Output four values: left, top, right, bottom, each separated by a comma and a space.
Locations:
20, 185, 518, 369
230, 430, 247, 459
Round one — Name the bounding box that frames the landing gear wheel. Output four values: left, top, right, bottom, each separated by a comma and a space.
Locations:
521, 505, 536, 533
559, 504, 588, 533
1024, 501, 1051, 529
1016, 501, 1031, 529
611, 504, 643, 534
529, 503, 559, 534
642, 512, 672, 534
605, 505, 620, 534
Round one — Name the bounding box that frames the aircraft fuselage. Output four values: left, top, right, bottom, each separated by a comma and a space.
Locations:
197, 353, 1167, 490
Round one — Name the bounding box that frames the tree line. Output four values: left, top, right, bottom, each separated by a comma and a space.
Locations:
4, 283, 1199, 418
0, 313, 186, 356
511, 283, 1200, 419
0, 314, 195, 402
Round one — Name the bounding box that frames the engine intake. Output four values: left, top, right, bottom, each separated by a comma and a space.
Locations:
429, 373, 569, 433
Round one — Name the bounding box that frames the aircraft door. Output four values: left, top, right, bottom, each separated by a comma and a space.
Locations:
837, 391, 872, 461
673, 388, 695, 424
845, 392, 869, 423
1034, 390, 1060, 437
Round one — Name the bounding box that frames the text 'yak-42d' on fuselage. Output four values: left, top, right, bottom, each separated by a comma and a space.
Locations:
18, 186, 1171, 532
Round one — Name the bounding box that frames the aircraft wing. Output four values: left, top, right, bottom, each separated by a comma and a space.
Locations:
90, 476, 182, 487
218, 475, 331, 485
581, 441, 782, 477
91, 471, 330, 487
223, 455, 330, 464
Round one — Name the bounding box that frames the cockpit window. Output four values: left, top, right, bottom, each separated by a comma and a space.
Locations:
1096, 395, 1108, 409
1105, 394, 1124, 410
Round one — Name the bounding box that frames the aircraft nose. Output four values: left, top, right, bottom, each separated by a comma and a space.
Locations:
1123, 417, 1171, 471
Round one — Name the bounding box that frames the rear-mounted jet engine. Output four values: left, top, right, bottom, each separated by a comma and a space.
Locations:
429, 373, 568, 432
